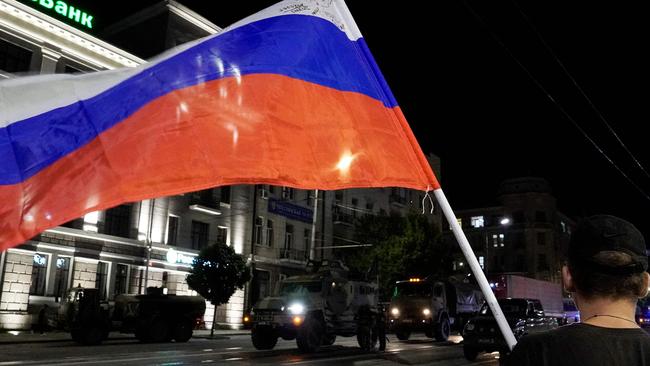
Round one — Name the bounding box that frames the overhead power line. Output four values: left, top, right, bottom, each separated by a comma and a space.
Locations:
510, 0, 650, 181
461, 0, 650, 203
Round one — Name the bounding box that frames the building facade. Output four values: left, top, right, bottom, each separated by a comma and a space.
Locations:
443, 177, 575, 283
0, 0, 443, 330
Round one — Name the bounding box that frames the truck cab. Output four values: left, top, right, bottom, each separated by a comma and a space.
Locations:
388, 278, 451, 341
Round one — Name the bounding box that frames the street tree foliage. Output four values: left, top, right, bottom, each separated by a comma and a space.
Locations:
186, 242, 251, 306
344, 212, 451, 300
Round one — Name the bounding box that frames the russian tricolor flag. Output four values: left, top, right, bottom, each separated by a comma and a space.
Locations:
0, 0, 439, 250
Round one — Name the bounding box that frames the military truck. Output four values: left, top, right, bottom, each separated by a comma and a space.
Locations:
388, 275, 484, 341
57, 286, 205, 345
250, 261, 385, 353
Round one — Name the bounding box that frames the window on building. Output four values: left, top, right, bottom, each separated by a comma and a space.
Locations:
479, 256, 485, 269
191, 220, 209, 250
492, 234, 505, 247
304, 229, 311, 259
0, 38, 32, 73
537, 232, 546, 246
335, 190, 343, 202
30, 253, 48, 296
104, 204, 131, 238
114, 264, 128, 296
53, 257, 70, 298
266, 220, 274, 247
535, 211, 547, 223
268, 185, 276, 195
254, 217, 263, 245
220, 186, 231, 205
285, 224, 294, 250
471, 216, 485, 228
167, 215, 179, 245
366, 202, 374, 211
282, 187, 294, 200
216, 226, 228, 244
96, 262, 108, 300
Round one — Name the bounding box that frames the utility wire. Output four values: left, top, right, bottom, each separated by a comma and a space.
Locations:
510, 0, 650, 180
461, 0, 650, 203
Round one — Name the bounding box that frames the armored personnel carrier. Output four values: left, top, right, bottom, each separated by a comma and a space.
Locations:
250, 260, 385, 352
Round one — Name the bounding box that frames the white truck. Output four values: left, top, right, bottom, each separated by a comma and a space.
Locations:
490, 274, 564, 320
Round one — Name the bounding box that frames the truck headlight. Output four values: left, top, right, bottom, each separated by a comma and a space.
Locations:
391, 308, 399, 316
287, 303, 305, 315
422, 308, 431, 316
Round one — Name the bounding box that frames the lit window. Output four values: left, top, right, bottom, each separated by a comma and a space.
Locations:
30, 253, 48, 296
499, 234, 505, 247
479, 256, 485, 269
471, 216, 485, 228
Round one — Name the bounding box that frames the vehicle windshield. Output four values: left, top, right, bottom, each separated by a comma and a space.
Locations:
480, 299, 528, 317
279, 281, 322, 296
392, 282, 432, 298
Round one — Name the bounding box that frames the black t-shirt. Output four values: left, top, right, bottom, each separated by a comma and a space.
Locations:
507, 323, 650, 366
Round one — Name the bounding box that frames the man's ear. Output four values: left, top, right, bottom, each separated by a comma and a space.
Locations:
638, 272, 650, 299
562, 265, 575, 293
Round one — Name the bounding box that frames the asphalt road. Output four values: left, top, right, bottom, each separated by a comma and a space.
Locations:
0, 333, 500, 365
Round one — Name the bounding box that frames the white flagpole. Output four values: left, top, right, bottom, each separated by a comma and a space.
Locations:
433, 188, 517, 350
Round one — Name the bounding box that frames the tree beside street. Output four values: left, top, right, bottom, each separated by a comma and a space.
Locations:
344, 212, 450, 300
186, 242, 251, 335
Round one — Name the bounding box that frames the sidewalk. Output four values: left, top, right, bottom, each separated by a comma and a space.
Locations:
0, 328, 250, 345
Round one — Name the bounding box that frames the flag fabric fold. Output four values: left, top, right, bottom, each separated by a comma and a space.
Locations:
0, 0, 439, 250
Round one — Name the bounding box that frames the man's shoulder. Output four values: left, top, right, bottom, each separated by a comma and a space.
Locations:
518, 323, 650, 348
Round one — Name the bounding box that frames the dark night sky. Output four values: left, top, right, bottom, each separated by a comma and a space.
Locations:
45, 1, 650, 236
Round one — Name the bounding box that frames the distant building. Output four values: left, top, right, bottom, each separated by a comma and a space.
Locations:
443, 177, 575, 283
0, 0, 442, 330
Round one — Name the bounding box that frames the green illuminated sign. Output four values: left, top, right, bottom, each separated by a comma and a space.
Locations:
30, 0, 94, 29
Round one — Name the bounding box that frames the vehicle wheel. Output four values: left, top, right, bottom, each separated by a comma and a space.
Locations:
463, 345, 479, 361
357, 324, 377, 351
82, 326, 104, 345
434, 316, 450, 342
322, 334, 336, 346
395, 329, 411, 341
297, 315, 324, 353
251, 326, 278, 350
148, 317, 170, 343
173, 319, 194, 343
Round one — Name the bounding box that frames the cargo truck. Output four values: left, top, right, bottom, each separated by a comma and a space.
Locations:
57, 286, 206, 345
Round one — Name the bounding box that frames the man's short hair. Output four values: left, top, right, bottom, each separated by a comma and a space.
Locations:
567, 215, 648, 300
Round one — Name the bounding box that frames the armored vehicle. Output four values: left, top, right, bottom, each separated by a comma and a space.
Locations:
250, 261, 385, 352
